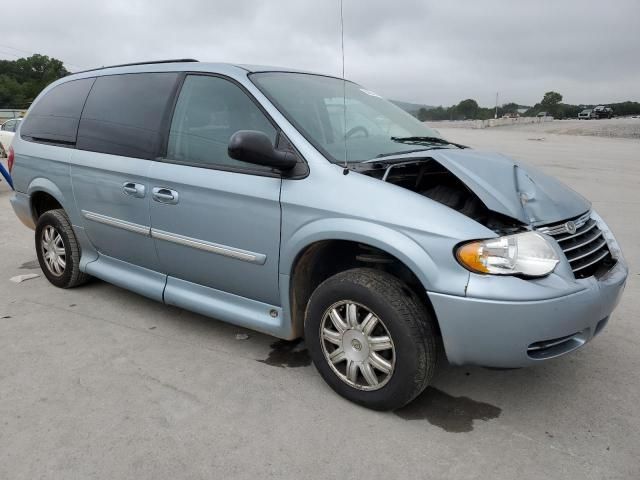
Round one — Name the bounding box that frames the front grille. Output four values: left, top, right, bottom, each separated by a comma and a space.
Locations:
537, 212, 614, 278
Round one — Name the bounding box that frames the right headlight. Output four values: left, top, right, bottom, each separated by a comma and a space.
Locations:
456, 231, 559, 277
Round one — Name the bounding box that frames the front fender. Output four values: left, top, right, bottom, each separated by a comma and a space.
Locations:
281, 217, 463, 295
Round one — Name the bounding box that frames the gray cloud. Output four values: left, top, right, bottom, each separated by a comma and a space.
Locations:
3, 0, 639, 106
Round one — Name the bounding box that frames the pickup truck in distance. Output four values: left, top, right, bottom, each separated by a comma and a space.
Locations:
592, 106, 613, 119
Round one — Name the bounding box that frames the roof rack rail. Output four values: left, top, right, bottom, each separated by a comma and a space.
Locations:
69, 59, 199, 75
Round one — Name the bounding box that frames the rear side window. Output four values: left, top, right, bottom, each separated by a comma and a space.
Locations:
20, 78, 95, 145
77, 73, 179, 159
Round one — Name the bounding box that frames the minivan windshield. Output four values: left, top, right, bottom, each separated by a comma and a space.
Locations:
251, 72, 452, 163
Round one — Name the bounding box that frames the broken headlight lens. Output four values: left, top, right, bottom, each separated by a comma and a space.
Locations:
456, 231, 559, 277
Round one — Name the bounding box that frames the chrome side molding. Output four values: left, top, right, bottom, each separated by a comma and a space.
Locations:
81, 210, 150, 236
151, 228, 266, 265
80, 210, 266, 264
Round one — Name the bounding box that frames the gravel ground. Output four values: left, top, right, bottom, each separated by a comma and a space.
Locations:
1, 129, 639, 479
429, 117, 640, 139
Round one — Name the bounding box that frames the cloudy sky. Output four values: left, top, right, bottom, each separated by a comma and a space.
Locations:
3, 0, 639, 107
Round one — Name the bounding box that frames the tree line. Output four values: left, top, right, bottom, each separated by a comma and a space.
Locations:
0, 55, 68, 108
416, 91, 640, 121
1, 54, 639, 121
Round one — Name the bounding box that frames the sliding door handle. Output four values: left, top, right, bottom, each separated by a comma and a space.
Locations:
152, 187, 179, 204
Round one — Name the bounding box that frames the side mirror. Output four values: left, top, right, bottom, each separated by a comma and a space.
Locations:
228, 130, 297, 170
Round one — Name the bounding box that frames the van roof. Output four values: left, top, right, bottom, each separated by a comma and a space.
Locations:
70, 58, 200, 75
67, 59, 328, 79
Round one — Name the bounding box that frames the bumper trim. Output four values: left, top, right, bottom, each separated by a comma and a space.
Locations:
526, 329, 587, 360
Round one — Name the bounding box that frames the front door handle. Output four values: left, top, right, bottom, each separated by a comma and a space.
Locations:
122, 182, 146, 198
152, 187, 179, 205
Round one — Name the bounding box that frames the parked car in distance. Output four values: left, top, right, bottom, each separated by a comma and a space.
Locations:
578, 109, 595, 120
8, 60, 628, 410
593, 105, 613, 119
0, 118, 21, 153
536, 111, 547, 117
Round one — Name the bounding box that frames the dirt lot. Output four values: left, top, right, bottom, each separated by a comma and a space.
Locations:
1, 128, 639, 479
430, 117, 640, 139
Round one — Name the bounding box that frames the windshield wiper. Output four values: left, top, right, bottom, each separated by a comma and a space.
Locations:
390, 136, 468, 149
372, 147, 445, 160
361, 136, 470, 163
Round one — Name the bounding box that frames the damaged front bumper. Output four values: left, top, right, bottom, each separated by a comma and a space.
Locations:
428, 259, 628, 367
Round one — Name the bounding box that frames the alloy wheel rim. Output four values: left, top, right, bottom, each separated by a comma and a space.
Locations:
320, 300, 395, 391
41, 225, 66, 277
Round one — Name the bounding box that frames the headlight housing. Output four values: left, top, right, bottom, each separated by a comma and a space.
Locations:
456, 231, 559, 277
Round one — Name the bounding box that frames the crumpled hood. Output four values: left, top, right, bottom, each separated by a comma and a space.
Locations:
427, 149, 591, 226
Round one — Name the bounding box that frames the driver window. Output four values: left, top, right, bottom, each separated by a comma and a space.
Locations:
167, 75, 277, 172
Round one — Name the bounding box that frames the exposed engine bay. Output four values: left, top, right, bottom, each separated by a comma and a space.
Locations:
360, 159, 525, 234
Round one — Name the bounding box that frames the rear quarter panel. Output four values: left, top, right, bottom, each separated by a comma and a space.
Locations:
10, 135, 78, 225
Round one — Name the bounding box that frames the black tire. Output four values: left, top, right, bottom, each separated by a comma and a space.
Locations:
305, 268, 438, 410
35, 209, 90, 288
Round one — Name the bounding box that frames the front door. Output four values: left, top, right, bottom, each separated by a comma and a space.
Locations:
148, 74, 283, 305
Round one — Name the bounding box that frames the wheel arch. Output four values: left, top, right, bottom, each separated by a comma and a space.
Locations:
281, 219, 442, 338
27, 178, 67, 221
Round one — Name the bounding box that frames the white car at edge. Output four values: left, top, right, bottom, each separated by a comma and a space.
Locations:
0, 119, 22, 156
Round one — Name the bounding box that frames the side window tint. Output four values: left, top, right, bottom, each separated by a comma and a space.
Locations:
167, 75, 277, 171
20, 78, 95, 144
77, 73, 179, 159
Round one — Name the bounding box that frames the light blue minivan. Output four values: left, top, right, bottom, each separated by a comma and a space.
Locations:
8, 60, 627, 409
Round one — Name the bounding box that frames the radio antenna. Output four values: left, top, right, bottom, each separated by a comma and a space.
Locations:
340, 0, 349, 173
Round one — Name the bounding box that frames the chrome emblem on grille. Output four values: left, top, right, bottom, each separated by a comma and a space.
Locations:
564, 221, 577, 234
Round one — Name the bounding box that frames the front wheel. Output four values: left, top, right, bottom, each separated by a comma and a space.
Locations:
305, 268, 438, 410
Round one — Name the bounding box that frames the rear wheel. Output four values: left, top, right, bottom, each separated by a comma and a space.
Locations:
35, 209, 89, 288
305, 268, 438, 410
